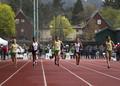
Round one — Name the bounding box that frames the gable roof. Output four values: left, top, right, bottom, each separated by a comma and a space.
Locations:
86, 10, 111, 28
15, 9, 33, 25
95, 27, 120, 35
95, 27, 110, 34
15, 9, 26, 19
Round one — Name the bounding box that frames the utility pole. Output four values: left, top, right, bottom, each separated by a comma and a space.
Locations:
33, 0, 36, 38
36, 0, 39, 42
20, 0, 23, 9
33, 0, 39, 41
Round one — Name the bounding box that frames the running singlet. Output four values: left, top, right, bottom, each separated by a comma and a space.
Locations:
32, 42, 38, 51
11, 44, 18, 53
75, 43, 81, 53
106, 40, 113, 51
54, 40, 62, 51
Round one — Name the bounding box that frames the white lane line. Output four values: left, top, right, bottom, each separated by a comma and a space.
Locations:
0, 61, 29, 86
60, 65, 93, 86
66, 61, 120, 81
41, 59, 47, 86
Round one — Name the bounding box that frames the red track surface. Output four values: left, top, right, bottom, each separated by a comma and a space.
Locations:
0, 58, 120, 86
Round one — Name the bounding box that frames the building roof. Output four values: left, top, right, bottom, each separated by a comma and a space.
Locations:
15, 9, 33, 25
86, 10, 110, 27
72, 25, 84, 29
16, 9, 25, 17
95, 27, 120, 35
15, 9, 26, 19
95, 27, 111, 34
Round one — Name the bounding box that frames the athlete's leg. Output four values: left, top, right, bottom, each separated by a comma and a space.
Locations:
76, 53, 79, 65
106, 51, 110, 68
14, 55, 17, 66
32, 52, 36, 66
78, 53, 80, 65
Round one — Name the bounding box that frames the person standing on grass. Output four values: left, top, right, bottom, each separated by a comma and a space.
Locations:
32, 37, 38, 66
105, 36, 114, 68
53, 36, 62, 66
10, 38, 20, 67
74, 37, 83, 65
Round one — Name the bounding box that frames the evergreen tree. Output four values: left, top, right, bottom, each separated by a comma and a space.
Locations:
52, 0, 64, 15
22, 0, 33, 20
6, 0, 20, 12
6, 0, 33, 20
72, 0, 84, 25
103, 0, 120, 9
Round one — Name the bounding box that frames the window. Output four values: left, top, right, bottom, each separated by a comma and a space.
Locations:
15, 19, 19, 24
21, 19, 25, 23
21, 28, 24, 33
97, 19, 102, 25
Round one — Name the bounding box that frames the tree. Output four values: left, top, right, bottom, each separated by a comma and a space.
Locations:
49, 15, 75, 40
103, 0, 120, 9
22, 0, 33, 20
114, 0, 120, 9
113, 15, 120, 28
39, 3, 53, 24
52, 0, 64, 13
6, 0, 33, 20
83, 20, 99, 41
72, 0, 84, 25
0, 3, 15, 37
100, 7, 120, 29
6, 0, 20, 12
84, 4, 97, 19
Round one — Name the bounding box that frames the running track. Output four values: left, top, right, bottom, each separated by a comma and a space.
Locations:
0, 58, 120, 86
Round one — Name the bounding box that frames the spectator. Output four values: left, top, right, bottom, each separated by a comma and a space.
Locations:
116, 43, 120, 61
2, 45, 8, 60
85, 45, 90, 59
0, 44, 3, 60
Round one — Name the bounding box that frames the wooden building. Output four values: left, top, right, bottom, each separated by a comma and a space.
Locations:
83, 10, 110, 41
15, 9, 33, 42
86, 10, 110, 31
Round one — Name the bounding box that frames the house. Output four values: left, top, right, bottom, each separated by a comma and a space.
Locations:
83, 10, 110, 41
86, 10, 110, 31
15, 9, 33, 42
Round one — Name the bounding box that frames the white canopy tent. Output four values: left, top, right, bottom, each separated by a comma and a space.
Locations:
0, 38, 8, 45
